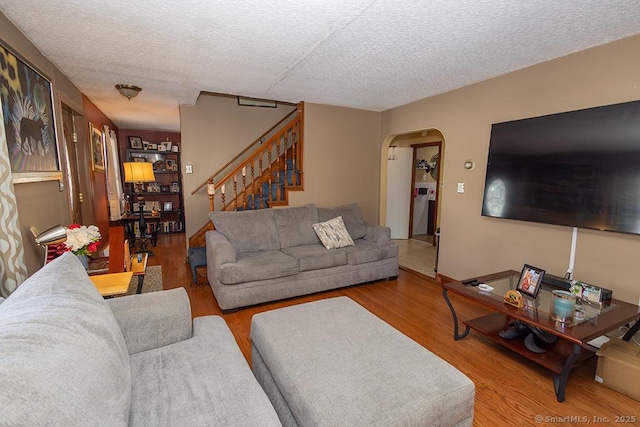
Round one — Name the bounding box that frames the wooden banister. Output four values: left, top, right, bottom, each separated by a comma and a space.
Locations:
191, 107, 299, 195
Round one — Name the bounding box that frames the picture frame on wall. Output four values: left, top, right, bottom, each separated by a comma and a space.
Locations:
516, 264, 545, 299
129, 136, 143, 149
89, 123, 105, 172
0, 41, 62, 183
163, 201, 173, 212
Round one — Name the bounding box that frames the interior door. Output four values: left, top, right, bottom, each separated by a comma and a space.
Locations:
61, 104, 83, 224
385, 147, 413, 239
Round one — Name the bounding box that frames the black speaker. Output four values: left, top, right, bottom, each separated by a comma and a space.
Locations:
542, 273, 571, 290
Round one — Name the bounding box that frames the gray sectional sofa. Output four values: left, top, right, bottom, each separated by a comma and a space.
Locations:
0, 253, 281, 426
206, 203, 399, 312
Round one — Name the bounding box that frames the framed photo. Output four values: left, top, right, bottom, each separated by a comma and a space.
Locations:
516, 264, 545, 298
129, 136, 143, 149
133, 183, 144, 193
166, 159, 177, 171
163, 201, 173, 212
142, 140, 150, 150
160, 141, 172, 152
160, 185, 170, 192
153, 160, 165, 171
89, 123, 105, 172
146, 182, 160, 193
1, 42, 61, 183
149, 142, 158, 150
170, 181, 180, 193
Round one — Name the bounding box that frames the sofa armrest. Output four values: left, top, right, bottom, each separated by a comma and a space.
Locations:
206, 230, 237, 266
106, 287, 192, 355
364, 224, 391, 244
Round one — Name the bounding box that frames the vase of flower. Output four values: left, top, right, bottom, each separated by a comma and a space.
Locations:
76, 254, 89, 270
61, 224, 102, 270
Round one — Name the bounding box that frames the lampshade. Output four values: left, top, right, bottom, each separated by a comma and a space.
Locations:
123, 162, 156, 183
115, 84, 142, 100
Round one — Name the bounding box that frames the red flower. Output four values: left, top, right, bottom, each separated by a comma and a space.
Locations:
87, 242, 99, 253
67, 224, 81, 229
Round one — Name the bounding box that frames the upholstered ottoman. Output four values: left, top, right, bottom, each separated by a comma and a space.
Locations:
250, 297, 475, 426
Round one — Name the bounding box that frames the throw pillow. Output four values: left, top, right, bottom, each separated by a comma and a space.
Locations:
312, 216, 355, 249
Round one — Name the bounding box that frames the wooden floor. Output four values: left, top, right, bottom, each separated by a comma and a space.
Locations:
153, 233, 639, 426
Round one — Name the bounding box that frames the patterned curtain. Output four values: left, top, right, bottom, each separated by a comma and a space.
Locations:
0, 106, 28, 297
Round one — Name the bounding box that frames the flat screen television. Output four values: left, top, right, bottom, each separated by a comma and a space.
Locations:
482, 99, 640, 235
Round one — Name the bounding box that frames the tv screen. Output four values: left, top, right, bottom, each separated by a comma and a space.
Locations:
482, 99, 640, 235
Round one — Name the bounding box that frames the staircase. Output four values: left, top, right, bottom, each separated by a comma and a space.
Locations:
187, 102, 304, 282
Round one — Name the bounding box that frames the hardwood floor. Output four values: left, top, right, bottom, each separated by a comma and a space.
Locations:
154, 233, 639, 426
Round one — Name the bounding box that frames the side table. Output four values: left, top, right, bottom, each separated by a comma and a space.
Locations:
130, 253, 148, 294
89, 253, 148, 296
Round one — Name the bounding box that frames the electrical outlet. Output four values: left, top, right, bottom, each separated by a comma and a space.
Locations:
185, 164, 193, 174
457, 182, 465, 193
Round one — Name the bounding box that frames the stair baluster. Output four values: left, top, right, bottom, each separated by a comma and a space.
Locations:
233, 176, 238, 210
242, 168, 247, 210
221, 185, 226, 210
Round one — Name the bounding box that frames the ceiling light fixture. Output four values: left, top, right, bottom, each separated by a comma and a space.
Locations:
115, 84, 142, 100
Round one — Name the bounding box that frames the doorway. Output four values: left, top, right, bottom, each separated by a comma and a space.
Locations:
409, 142, 441, 245
60, 102, 86, 224
382, 130, 443, 278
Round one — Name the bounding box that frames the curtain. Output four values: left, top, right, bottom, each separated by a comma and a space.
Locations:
0, 106, 28, 297
104, 126, 124, 220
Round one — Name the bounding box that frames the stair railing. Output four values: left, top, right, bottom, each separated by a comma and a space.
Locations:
191, 103, 301, 196
211, 110, 303, 212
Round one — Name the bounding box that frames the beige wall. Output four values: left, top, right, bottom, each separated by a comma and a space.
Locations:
381, 34, 640, 304
1, 11, 84, 274
180, 95, 296, 237
287, 103, 381, 224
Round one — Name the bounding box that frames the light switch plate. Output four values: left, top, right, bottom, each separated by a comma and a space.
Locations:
185, 164, 193, 174
457, 182, 465, 193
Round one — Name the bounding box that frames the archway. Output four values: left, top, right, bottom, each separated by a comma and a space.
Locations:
379, 129, 445, 277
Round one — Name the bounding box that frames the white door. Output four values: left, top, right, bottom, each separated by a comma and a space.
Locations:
385, 147, 413, 239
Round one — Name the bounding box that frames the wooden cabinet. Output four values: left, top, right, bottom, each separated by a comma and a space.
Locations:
124, 148, 184, 235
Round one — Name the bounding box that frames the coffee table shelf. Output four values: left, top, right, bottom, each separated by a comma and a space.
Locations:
464, 312, 594, 374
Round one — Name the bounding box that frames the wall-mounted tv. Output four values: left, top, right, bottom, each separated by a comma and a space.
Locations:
482, 99, 640, 235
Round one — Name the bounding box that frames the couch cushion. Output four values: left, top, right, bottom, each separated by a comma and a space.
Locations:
210, 209, 280, 253
129, 316, 280, 427
282, 244, 348, 272
274, 204, 321, 248
339, 239, 399, 265
312, 216, 355, 249
0, 252, 131, 426
318, 203, 367, 240
219, 250, 299, 285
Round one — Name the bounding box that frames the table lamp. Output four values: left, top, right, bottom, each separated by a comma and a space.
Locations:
123, 162, 156, 254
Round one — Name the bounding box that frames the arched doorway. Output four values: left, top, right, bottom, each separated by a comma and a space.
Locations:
380, 129, 444, 277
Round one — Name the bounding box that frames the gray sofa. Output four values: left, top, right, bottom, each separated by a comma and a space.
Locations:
0, 253, 281, 426
206, 203, 399, 312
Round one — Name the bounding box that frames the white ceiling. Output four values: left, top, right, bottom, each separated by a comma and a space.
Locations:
2, 1, 640, 132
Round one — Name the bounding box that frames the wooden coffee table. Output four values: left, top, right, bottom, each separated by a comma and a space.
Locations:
441, 271, 640, 402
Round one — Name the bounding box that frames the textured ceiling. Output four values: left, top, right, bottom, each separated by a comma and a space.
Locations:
1, 1, 640, 132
